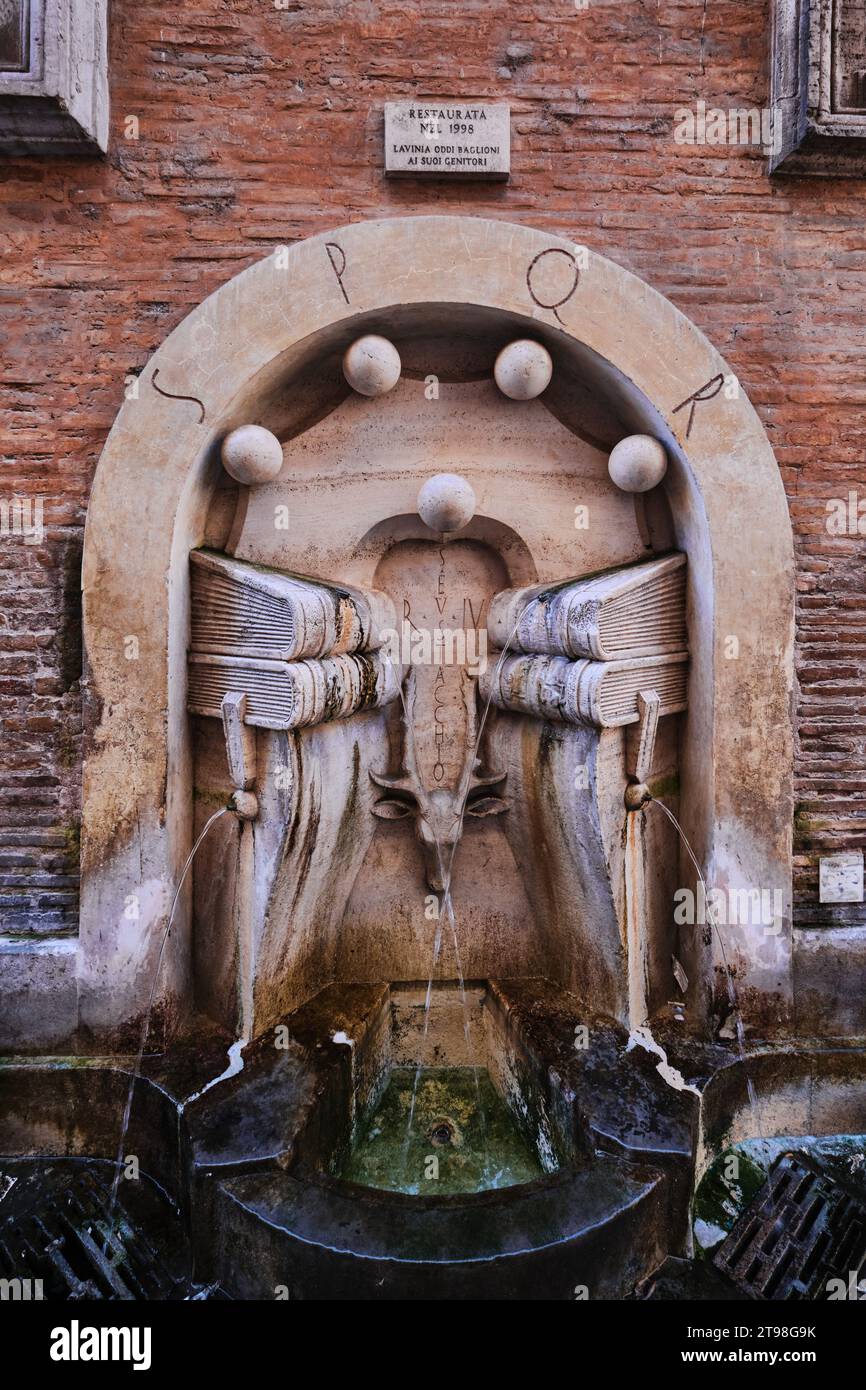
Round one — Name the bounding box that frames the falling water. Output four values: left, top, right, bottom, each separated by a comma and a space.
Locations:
400, 593, 547, 1176
104, 805, 230, 1248
455, 587, 759, 1131
444, 595, 545, 898
182, 1040, 247, 1107
383, 665, 450, 1172
646, 798, 762, 1124
439, 600, 546, 1164
430, 838, 489, 1167
180, 806, 258, 1108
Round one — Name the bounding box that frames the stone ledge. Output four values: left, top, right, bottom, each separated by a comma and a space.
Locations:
793, 926, 866, 1039
0, 936, 77, 1051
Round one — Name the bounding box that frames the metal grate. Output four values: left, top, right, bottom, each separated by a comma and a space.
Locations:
0, 1165, 196, 1300
714, 1152, 866, 1300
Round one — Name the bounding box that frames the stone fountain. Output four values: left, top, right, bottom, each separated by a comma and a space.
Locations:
2, 217, 863, 1301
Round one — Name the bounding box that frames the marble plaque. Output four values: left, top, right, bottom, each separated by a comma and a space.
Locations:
819, 851, 864, 904
384, 102, 510, 179
0, 0, 29, 72
832, 0, 866, 113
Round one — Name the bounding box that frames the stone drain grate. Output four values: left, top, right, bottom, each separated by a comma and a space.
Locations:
713, 1152, 866, 1300
0, 1165, 203, 1300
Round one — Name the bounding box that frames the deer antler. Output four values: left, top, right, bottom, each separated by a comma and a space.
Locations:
369, 768, 418, 796
468, 760, 507, 790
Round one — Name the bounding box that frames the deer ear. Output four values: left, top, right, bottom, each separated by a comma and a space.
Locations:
466, 796, 509, 818
372, 798, 414, 820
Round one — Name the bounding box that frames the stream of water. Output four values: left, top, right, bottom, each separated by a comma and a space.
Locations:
104, 805, 230, 1250
387, 592, 546, 1181
646, 798, 762, 1123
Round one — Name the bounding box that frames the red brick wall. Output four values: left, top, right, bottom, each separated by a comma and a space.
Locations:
0, 0, 863, 934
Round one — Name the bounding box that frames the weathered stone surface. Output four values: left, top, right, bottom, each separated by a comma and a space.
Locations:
0, 4, 859, 958
818, 850, 863, 904
0, 1, 862, 1045
342, 334, 401, 397
493, 338, 552, 400
0, 0, 109, 154
416, 472, 476, 533
608, 434, 669, 493
59, 214, 793, 1043
221, 425, 283, 485
0, 937, 77, 1049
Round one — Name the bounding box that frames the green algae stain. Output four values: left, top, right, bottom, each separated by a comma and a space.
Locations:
693, 1145, 767, 1255
340, 1067, 544, 1196
694, 1134, 866, 1259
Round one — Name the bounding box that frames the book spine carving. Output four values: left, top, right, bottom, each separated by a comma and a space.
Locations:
188, 651, 402, 731
488, 590, 604, 659
482, 554, 689, 729
479, 652, 689, 729
190, 549, 396, 662
487, 553, 686, 661
188, 550, 401, 730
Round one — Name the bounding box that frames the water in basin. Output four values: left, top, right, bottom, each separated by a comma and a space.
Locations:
340, 1065, 544, 1196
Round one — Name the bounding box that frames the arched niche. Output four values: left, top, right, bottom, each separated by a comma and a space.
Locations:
79, 215, 794, 1044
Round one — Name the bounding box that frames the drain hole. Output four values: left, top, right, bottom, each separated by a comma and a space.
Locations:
428, 1119, 456, 1148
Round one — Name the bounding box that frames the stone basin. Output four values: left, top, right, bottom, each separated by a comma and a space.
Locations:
3, 986, 865, 1299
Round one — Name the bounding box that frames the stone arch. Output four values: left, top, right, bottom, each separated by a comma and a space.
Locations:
79, 216, 794, 1041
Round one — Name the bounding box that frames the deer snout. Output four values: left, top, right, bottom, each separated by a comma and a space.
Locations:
416, 812, 458, 894
370, 767, 508, 896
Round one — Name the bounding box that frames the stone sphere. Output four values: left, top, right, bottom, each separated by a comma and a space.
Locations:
493, 339, 553, 400
221, 425, 283, 485
342, 334, 402, 397
607, 434, 668, 493
417, 473, 477, 533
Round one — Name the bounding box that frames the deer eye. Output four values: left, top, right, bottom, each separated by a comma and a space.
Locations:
372, 798, 414, 820
466, 796, 509, 818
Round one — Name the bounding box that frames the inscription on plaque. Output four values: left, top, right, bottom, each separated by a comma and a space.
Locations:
384, 102, 510, 179
831, 0, 866, 113
0, 0, 29, 73
819, 851, 864, 904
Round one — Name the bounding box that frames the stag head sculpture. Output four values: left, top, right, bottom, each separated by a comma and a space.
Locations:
370, 760, 509, 893
370, 632, 508, 892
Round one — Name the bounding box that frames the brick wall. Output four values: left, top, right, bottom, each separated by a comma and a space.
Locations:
0, 0, 863, 935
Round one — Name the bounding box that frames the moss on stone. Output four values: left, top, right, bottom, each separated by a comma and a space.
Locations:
340, 1066, 544, 1196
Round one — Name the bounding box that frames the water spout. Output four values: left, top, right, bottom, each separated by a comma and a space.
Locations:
399, 594, 547, 1178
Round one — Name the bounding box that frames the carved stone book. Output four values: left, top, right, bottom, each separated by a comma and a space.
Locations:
487, 553, 687, 661
187, 650, 402, 730
479, 650, 689, 728
190, 549, 396, 662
